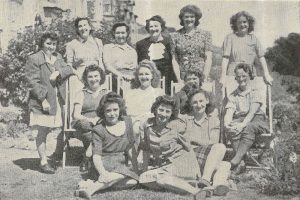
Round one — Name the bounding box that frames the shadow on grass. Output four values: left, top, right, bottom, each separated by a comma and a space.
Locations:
13, 158, 40, 171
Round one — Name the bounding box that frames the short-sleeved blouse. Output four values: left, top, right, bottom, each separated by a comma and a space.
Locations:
171, 28, 212, 77
103, 43, 138, 76
222, 33, 264, 76
74, 88, 108, 118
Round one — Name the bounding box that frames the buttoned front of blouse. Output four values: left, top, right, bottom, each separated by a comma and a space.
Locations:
171, 28, 212, 75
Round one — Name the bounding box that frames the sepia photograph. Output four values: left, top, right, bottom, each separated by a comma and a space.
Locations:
0, 0, 299, 199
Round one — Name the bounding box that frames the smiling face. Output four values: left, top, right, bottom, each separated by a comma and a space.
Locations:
183, 12, 196, 29
236, 15, 249, 34
114, 26, 128, 45
86, 70, 101, 91
190, 92, 208, 115
148, 20, 162, 38
138, 66, 153, 88
104, 102, 120, 125
155, 103, 173, 126
185, 73, 200, 86
77, 19, 91, 39
235, 68, 250, 90
42, 38, 57, 56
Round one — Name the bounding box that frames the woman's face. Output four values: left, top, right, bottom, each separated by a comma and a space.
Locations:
42, 38, 57, 55
191, 93, 208, 115
114, 26, 128, 45
236, 15, 249, 34
156, 103, 173, 125
86, 70, 101, 90
185, 74, 200, 86
183, 12, 196, 28
235, 68, 250, 89
77, 19, 91, 39
104, 102, 120, 125
148, 20, 162, 38
138, 67, 153, 88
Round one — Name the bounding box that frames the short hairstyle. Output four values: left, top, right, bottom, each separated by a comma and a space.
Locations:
183, 69, 205, 87
184, 89, 215, 115
145, 15, 166, 32
111, 22, 130, 39
179, 5, 202, 27
74, 17, 93, 35
96, 92, 127, 122
151, 95, 179, 120
131, 59, 161, 89
82, 64, 106, 87
39, 32, 59, 50
230, 11, 255, 33
234, 63, 254, 80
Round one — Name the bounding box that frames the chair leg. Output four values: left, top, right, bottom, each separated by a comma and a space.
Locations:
62, 132, 66, 169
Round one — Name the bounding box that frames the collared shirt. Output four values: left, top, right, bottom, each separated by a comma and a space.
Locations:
181, 111, 220, 146
103, 43, 137, 73
140, 118, 190, 165
225, 86, 265, 119
171, 27, 212, 73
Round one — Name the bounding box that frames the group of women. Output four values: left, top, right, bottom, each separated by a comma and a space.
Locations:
25, 4, 272, 200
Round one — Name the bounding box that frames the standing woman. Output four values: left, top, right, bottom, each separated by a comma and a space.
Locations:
171, 5, 213, 81
136, 15, 180, 95
26, 33, 73, 174
219, 11, 273, 86
66, 17, 104, 80
103, 22, 138, 93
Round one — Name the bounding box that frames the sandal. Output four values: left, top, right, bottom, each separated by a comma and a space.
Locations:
214, 185, 230, 196
74, 188, 92, 200
197, 178, 211, 188
80, 157, 92, 172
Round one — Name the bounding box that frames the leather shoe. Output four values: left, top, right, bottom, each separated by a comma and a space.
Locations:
40, 163, 55, 174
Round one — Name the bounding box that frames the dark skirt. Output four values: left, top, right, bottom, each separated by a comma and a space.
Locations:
88, 152, 139, 181
193, 144, 213, 173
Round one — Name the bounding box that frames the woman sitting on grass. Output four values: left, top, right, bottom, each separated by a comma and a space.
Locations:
139, 95, 207, 200
74, 92, 139, 199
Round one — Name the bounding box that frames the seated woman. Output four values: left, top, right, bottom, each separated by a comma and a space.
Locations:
139, 95, 207, 200
224, 63, 269, 172
72, 65, 108, 171
182, 89, 231, 196
175, 69, 215, 114
123, 59, 164, 119
74, 92, 139, 199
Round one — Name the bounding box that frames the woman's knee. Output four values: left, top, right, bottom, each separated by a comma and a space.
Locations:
212, 143, 226, 154
34, 126, 50, 145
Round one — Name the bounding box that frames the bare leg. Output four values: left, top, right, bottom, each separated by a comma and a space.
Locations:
112, 178, 138, 190
202, 143, 226, 182
35, 126, 51, 165
213, 161, 231, 186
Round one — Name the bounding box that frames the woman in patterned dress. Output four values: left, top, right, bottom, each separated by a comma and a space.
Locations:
171, 5, 213, 80
74, 92, 139, 199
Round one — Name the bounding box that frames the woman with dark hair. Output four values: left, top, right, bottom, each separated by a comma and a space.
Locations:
181, 89, 230, 196
123, 59, 164, 118
103, 22, 138, 92
66, 17, 104, 79
220, 11, 273, 86
25, 32, 73, 174
139, 95, 207, 200
72, 65, 108, 171
75, 92, 139, 199
136, 15, 180, 95
224, 63, 269, 173
171, 5, 213, 81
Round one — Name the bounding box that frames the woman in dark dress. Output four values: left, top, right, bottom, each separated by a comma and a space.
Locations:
74, 92, 139, 199
136, 15, 181, 95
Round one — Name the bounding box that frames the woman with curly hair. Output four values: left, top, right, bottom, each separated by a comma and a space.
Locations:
220, 11, 273, 86
139, 95, 207, 200
71, 65, 108, 171
136, 15, 181, 95
75, 92, 139, 199
123, 59, 164, 119
171, 5, 213, 81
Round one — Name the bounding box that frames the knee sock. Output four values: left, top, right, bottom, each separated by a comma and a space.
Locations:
231, 138, 253, 166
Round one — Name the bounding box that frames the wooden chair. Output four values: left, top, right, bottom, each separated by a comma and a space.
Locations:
62, 74, 113, 168
160, 76, 166, 92
221, 76, 273, 169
